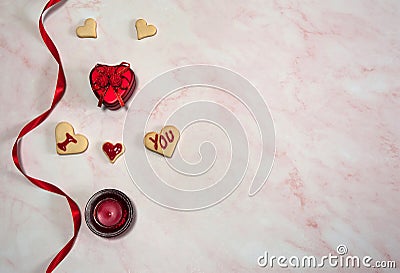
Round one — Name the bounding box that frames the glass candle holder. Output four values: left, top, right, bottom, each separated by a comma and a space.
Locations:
85, 189, 135, 238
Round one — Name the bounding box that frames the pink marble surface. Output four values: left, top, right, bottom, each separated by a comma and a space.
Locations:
1, 0, 400, 272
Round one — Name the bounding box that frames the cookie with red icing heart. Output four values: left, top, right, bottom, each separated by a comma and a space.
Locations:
102, 142, 125, 163
89, 62, 136, 110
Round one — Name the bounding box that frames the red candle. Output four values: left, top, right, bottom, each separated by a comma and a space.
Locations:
95, 198, 123, 227
85, 189, 135, 238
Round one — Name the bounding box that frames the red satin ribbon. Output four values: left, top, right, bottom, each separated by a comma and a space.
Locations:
12, 1, 81, 272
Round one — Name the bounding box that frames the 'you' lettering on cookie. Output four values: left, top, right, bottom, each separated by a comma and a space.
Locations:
144, 126, 180, 157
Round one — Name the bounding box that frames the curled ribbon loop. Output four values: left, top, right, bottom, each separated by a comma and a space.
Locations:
12, 0, 81, 272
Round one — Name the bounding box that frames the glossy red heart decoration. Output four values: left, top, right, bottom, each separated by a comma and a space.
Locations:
102, 142, 125, 163
89, 62, 136, 110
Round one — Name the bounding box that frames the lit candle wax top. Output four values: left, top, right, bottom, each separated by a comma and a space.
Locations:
94, 198, 123, 227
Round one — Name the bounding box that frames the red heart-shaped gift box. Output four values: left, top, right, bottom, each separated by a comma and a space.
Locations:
89, 62, 136, 110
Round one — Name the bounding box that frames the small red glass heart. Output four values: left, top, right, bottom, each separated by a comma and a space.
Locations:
89, 62, 136, 110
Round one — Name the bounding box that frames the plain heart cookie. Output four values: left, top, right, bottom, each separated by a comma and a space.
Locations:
135, 19, 157, 40
76, 18, 97, 38
55, 122, 89, 155
102, 142, 125, 163
144, 126, 180, 157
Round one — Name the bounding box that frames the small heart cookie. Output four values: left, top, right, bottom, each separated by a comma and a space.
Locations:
55, 122, 89, 155
135, 19, 157, 40
144, 126, 180, 157
102, 142, 125, 163
76, 18, 97, 38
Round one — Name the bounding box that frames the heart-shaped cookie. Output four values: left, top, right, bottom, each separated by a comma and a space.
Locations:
89, 62, 136, 110
135, 19, 157, 40
144, 126, 180, 157
102, 142, 125, 163
55, 122, 89, 155
76, 18, 97, 38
